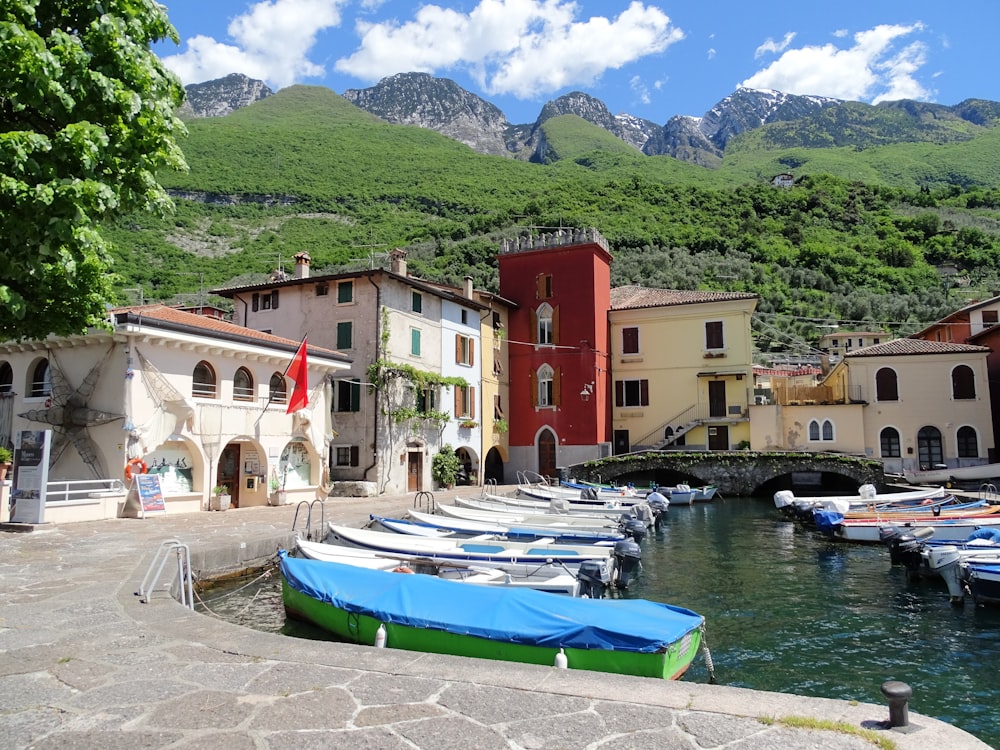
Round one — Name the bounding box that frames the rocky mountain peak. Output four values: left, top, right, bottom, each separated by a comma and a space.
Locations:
179, 73, 273, 118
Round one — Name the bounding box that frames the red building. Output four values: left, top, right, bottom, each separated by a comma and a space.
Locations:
497, 229, 612, 478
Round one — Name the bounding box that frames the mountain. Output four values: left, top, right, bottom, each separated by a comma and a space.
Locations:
179, 73, 273, 118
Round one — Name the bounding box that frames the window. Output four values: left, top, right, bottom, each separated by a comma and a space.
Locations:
335, 446, 360, 467
822, 420, 834, 441
336, 321, 353, 350
455, 385, 476, 418
0, 361, 12, 393
461, 309, 468, 325
615, 379, 650, 407
192, 361, 217, 399
259, 290, 279, 310
537, 364, 554, 407
808, 419, 835, 442
957, 426, 979, 458
917, 425, 943, 468
622, 327, 639, 355
536, 303, 553, 345
315, 282, 329, 297
416, 386, 436, 413
493, 393, 504, 419
337, 280, 353, 304
984, 310, 999, 327
410, 328, 421, 356
880, 427, 901, 458
875, 367, 899, 401
952, 365, 976, 400
411, 291, 422, 313
29, 359, 51, 398
336, 379, 361, 412
455, 334, 475, 365
233, 367, 254, 402
705, 320, 724, 350
536, 273, 553, 299
269, 372, 287, 405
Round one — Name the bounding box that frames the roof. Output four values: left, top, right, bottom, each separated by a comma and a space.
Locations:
753, 366, 823, 377
610, 286, 757, 311
844, 338, 991, 358
910, 293, 1000, 338
112, 305, 351, 363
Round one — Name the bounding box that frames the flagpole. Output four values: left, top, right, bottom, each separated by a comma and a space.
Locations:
254, 335, 308, 426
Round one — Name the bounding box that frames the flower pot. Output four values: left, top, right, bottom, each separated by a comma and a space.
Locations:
269, 490, 288, 506
210, 494, 231, 511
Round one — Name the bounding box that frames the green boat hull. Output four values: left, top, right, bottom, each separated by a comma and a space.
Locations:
282, 578, 701, 680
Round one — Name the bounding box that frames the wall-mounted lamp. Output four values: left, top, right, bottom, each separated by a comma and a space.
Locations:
580, 382, 594, 402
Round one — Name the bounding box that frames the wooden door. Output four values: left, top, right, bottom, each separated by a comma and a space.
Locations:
218, 443, 240, 508
407, 451, 422, 492
708, 380, 727, 418
708, 425, 729, 451
538, 429, 556, 479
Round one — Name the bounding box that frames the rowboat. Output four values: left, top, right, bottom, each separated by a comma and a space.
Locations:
436, 502, 633, 530
457, 492, 637, 515
400, 509, 637, 545
294, 538, 588, 596
813, 508, 1000, 543
903, 462, 1000, 486
774, 484, 948, 518
279, 551, 707, 679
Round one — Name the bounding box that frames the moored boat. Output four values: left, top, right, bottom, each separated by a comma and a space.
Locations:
279, 551, 707, 679
401, 509, 637, 545
813, 508, 1000, 543
774, 484, 949, 520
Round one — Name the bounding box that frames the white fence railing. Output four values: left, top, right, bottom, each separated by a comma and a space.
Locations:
45, 478, 127, 505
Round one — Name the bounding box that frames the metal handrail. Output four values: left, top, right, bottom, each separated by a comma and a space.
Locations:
137, 539, 194, 609
292, 499, 327, 541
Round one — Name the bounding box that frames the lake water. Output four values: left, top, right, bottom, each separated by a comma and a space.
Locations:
197, 496, 1000, 748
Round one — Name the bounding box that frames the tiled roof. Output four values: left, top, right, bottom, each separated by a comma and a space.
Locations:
610, 286, 757, 310
844, 338, 991, 358
112, 305, 349, 360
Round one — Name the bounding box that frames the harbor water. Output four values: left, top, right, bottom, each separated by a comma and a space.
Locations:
197, 496, 1000, 748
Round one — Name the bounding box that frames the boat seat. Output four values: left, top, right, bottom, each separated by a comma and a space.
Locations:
458, 543, 506, 553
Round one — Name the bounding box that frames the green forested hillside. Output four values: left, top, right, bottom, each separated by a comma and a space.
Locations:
107, 85, 1000, 353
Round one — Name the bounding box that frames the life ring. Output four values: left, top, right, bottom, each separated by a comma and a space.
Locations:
392, 566, 414, 574
124, 458, 148, 482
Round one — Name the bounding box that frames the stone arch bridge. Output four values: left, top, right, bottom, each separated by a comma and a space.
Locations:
563, 451, 885, 497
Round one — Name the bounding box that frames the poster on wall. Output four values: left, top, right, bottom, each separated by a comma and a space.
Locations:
9, 430, 52, 525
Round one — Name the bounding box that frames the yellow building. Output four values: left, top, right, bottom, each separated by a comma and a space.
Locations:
608, 287, 758, 452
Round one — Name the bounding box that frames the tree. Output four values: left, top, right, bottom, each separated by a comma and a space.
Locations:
0, 0, 187, 340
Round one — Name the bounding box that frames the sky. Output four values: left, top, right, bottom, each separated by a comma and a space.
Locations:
154, 0, 999, 125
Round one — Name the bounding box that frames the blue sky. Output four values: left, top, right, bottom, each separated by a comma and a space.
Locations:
155, 1, 998, 125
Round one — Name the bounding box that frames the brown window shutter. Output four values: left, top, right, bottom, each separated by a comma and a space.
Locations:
529, 308, 538, 343
615, 380, 624, 407
551, 305, 560, 345
455, 334, 461, 363
470, 387, 476, 418
454, 386, 461, 416
469, 339, 475, 366
350, 446, 359, 467
535, 274, 545, 299
640, 379, 649, 406
553, 367, 562, 405
529, 370, 538, 406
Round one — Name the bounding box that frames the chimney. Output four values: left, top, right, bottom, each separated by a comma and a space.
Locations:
390, 248, 407, 277
464, 275, 474, 299
293, 251, 311, 279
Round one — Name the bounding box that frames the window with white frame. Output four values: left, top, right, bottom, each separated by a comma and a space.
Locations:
808, 418, 835, 442
455, 333, 474, 365
537, 364, 554, 407
537, 303, 553, 345
334, 446, 359, 466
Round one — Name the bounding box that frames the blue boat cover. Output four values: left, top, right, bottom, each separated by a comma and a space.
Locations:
279, 550, 703, 653
813, 510, 845, 534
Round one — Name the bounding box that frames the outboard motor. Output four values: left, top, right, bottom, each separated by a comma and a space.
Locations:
612, 539, 642, 589
773, 490, 795, 518
577, 559, 611, 599
881, 525, 934, 573
629, 502, 654, 529
549, 498, 570, 514
579, 486, 599, 502
645, 491, 669, 531
623, 518, 647, 544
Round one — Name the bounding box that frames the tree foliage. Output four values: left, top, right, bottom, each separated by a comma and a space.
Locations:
0, 0, 187, 340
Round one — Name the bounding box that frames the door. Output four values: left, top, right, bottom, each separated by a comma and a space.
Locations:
917, 426, 944, 469
613, 429, 630, 455
537, 429, 556, 479
407, 451, 422, 492
218, 443, 240, 508
708, 425, 729, 451
708, 380, 727, 418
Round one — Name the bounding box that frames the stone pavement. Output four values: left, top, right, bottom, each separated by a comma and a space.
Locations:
0, 490, 992, 750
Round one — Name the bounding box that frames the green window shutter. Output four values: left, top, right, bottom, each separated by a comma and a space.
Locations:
411, 328, 421, 356
336, 321, 352, 350
338, 280, 353, 303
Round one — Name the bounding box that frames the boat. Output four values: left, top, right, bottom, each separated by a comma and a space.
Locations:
773, 484, 948, 519
961, 560, 1000, 605
400, 509, 639, 545
659, 485, 696, 506
813, 507, 1000, 543
903, 462, 1000, 486
294, 538, 590, 596
692, 485, 719, 502
279, 550, 707, 679
436, 502, 635, 530
455, 492, 639, 516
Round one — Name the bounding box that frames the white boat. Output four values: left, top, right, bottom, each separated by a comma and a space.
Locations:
813, 507, 1000, 543
903, 462, 1000, 486
692, 485, 719, 502
660, 485, 696, 506
961, 559, 1000, 605
295, 538, 589, 596
919, 531, 1000, 603
402, 509, 632, 544
774, 484, 947, 517
455, 492, 636, 516
436, 502, 633, 530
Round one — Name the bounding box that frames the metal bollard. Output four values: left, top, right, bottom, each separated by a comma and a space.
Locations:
881, 680, 912, 728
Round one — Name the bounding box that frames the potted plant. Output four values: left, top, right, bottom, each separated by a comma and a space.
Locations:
431, 444, 461, 489
0, 445, 11, 483
268, 471, 287, 506
211, 484, 231, 511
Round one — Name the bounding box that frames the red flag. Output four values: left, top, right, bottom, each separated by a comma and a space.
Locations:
286, 338, 309, 413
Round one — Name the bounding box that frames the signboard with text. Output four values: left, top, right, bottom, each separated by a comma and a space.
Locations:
121, 473, 166, 518
9, 430, 52, 525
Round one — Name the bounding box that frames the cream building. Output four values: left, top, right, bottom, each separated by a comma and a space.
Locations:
0, 305, 350, 523
608, 288, 758, 452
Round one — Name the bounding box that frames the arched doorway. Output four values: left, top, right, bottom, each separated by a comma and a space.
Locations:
917, 425, 944, 469
537, 428, 556, 479
484, 447, 504, 484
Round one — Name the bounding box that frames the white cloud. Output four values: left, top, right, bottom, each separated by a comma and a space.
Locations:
706, 47, 716, 60
160, 0, 347, 88
335, 0, 684, 99
740, 23, 931, 103
755, 32, 796, 59
630, 75, 651, 105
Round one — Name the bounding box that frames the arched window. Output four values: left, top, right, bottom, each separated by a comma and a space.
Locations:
875, 367, 898, 401
269, 372, 287, 405
537, 364, 554, 407
917, 425, 943, 469
809, 419, 834, 442
29, 359, 51, 398
537, 303, 553, 345
952, 365, 976, 400
0, 361, 12, 394
808, 419, 820, 441
880, 427, 901, 458
957, 426, 979, 458
821, 419, 834, 441
192, 361, 217, 398
233, 367, 254, 402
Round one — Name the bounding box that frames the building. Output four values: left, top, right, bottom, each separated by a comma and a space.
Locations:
215, 251, 494, 494
497, 229, 613, 479
817, 330, 889, 360
609, 287, 758, 452
0, 305, 350, 522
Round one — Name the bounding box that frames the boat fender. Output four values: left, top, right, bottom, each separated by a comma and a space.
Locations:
375, 623, 387, 649
392, 566, 415, 574
554, 648, 568, 669
124, 457, 148, 482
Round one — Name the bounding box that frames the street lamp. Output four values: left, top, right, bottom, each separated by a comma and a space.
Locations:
579, 382, 594, 402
